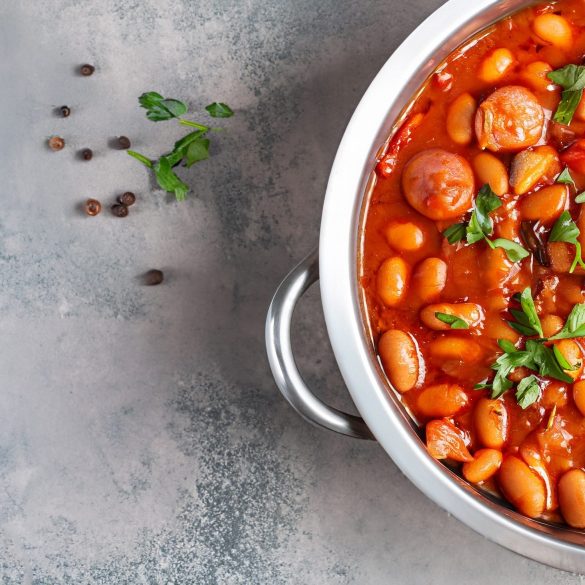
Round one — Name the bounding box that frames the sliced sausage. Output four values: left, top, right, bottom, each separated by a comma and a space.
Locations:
402, 148, 474, 220
475, 86, 544, 152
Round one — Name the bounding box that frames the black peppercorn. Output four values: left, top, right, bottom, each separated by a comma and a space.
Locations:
118, 191, 136, 206
111, 204, 129, 218
144, 269, 164, 286
117, 136, 131, 149
80, 64, 95, 76
60, 105, 71, 117
85, 199, 101, 216
48, 136, 65, 151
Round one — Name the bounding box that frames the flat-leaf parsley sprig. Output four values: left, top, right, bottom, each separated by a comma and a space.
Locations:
476, 287, 585, 408
128, 92, 234, 201
443, 185, 530, 263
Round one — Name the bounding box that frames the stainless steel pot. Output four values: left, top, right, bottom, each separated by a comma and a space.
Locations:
265, 0, 585, 571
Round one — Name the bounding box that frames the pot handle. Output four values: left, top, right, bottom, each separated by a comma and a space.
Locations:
265, 248, 374, 440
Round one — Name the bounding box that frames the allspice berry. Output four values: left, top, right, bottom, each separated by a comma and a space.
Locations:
118, 191, 136, 206
85, 199, 101, 216
60, 105, 71, 117
117, 136, 131, 149
48, 136, 65, 151
144, 269, 164, 286
111, 204, 129, 218
80, 64, 95, 76
81, 148, 93, 161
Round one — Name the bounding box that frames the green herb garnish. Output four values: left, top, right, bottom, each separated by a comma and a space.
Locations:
466, 184, 501, 243
153, 156, 189, 202
442, 185, 529, 263
129, 92, 234, 200
557, 166, 576, 187
443, 222, 467, 244
515, 375, 541, 409
576, 192, 585, 204
548, 210, 585, 273
491, 238, 531, 262
548, 64, 585, 124
477, 287, 582, 408
205, 102, 234, 118
139, 92, 188, 121
434, 312, 470, 329
549, 303, 585, 340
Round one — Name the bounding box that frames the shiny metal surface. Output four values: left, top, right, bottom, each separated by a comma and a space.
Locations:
267, 0, 585, 572
320, 0, 585, 572
265, 249, 373, 439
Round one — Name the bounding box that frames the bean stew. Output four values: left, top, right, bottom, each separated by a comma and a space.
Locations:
360, 0, 585, 527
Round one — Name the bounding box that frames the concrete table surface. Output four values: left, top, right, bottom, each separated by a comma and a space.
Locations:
1, 0, 584, 583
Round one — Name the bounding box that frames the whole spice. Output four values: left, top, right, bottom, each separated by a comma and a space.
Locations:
60, 105, 71, 117
144, 269, 164, 286
111, 204, 129, 218
80, 64, 95, 76
48, 136, 65, 151
118, 191, 136, 206
117, 136, 131, 149
85, 199, 101, 216
81, 148, 93, 161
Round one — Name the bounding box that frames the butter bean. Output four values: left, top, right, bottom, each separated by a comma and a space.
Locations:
446, 92, 476, 145
378, 329, 420, 393
474, 397, 508, 449
478, 48, 514, 83
411, 257, 447, 303
376, 257, 409, 307
519, 184, 567, 224
499, 455, 546, 518
419, 302, 483, 331
558, 469, 585, 528
473, 152, 509, 196
417, 383, 469, 418
462, 448, 503, 484
533, 14, 573, 51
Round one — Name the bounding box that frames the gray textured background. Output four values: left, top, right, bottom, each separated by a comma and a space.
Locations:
1, 0, 584, 583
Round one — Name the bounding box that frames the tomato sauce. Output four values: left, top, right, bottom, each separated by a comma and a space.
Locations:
360, 0, 585, 527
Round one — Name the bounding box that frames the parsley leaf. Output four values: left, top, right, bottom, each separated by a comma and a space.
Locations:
443, 185, 527, 262
154, 156, 189, 201
492, 238, 530, 262
549, 303, 585, 340
552, 344, 580, 370
548, 210, 585, 273
184, 137, 210, 167
557, 166, 576, 187
576, 192, 585, 204
467, 184, 501, 241
434, 312, 469, 329
507, 287, 543, 337
520, 287, 544, 338
515, 375, 541, 409
527, 339, 573, 383
139, 92, 188, 121
443, 222, 467, 244
548, 64, 585, 124
205, 102, 234, 118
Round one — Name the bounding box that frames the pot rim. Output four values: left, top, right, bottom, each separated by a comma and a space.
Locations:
319, 0, 585, 571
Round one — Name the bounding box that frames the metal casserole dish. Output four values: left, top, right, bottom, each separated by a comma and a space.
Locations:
265, 0, 585, 572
